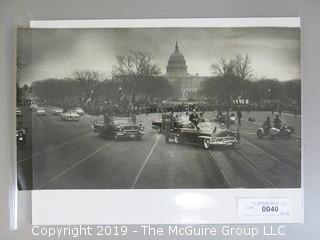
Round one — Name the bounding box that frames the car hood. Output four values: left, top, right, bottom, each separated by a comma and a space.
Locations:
115, 124, 140, 129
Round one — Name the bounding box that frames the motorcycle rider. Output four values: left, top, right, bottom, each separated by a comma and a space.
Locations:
262, 116, 271, 134
274, 114, 282, 129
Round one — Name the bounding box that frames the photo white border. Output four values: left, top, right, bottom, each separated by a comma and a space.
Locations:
28, 18, 303, 225
30, 17, 300, 28
32, 189, 303, 225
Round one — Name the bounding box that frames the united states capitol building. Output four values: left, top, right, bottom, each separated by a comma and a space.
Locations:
165, 42, 207, 100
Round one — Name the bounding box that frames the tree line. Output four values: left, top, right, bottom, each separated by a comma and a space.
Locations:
30, 50, 173, 106
23, 51, 300, 110
201, 54, 301, 109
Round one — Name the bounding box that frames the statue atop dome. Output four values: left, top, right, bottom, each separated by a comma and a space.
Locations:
166, 41, 188, 76
175, 41, 179, 52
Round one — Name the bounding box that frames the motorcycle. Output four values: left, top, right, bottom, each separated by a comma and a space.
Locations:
257, 124, 294, 139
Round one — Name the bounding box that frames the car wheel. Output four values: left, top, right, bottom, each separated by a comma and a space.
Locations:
203, 139, 210, 149
257, 130, 263, 139
173, 134, 180, 144
236, 132, 241, 142
135, 135, 142, 140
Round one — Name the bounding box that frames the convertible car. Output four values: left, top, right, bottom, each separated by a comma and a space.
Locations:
164, 117, 240, 149
52, 108, 63, 115
93, 117, 144, 140
35, 107, 47, 116
60, 111, 80, 121
74, 107, 85, 116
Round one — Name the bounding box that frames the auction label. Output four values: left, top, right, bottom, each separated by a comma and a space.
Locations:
238, 198, 291, 217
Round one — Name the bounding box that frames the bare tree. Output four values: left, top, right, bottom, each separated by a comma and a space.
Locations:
113, 55, 135, 76
73, 70, 102, 99
210, 58, 235, 77
210, 54, 252, 81
112, 50, 161, 77
111, 50, 163, 102
234, 54, 253, 81
207, 54, 253, 108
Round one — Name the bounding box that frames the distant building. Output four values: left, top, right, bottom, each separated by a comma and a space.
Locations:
165, 42, 207, 99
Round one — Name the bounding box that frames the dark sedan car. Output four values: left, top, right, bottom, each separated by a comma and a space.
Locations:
93, 117, 144, 140
153, 116, 240, 149
163, 117, 240, 149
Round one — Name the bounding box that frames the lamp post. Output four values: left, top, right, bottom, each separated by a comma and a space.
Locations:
268, 88, 274, 114
118, 86, 123, 105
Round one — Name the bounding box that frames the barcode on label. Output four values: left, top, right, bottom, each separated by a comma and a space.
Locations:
238, 198, 291, 217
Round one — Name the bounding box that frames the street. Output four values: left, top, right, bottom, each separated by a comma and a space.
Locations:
17, 106, 301, 190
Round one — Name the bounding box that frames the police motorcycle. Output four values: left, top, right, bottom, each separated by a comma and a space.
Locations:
257, 124, 293, 139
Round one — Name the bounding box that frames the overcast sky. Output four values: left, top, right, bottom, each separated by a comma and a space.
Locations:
17, 27, 301, 85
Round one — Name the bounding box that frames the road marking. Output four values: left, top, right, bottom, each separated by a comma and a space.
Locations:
131, 134, 161, 189
241, 137, 300, 174
232, 149, 275, 188
38, 142, 112, 189
35, 116, 44, 125
209, 150, 232, 187
18, 133, 92, 164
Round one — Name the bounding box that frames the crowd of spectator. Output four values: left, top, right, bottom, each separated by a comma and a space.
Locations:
37, 96, 300, 118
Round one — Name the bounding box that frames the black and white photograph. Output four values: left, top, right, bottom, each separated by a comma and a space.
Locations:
16, 25, 301, 190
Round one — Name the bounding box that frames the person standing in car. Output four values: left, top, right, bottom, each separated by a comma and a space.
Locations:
189, 109, 199, 131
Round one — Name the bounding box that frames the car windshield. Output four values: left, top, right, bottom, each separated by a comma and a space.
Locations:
198, 122, 224, 132
198, 122, 217, 131
177, 115, 191, 125
112, 117, 133, 126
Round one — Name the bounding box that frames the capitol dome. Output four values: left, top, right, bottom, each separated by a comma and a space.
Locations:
166, 42, 188, 76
